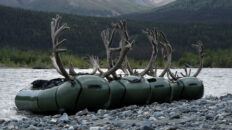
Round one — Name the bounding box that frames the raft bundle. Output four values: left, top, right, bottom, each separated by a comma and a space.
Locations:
15, 76, 203, 113
15, 15, 205, 113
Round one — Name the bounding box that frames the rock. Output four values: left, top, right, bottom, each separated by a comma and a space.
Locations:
169, 112, 180, 119
220, 94, 232, 101
53, 114, 61, 118
59, 113, 69, 123
43, 116, 51, 121
153, 112, 164, 118
97, 109, 107, 115
140, 121, 153, 130
148, 117, 157, 121
205, 115, 214, 120
76, 108, 89, 116
103, 114, 109, 118
68, 126, 74, 130
50, 118, 57, 124
28, 125, 38, 130
200, 124, 211, 129
137, 110, 143, 114
90, 114, 98, 121
127, 105, 138, 110
112, 120, 122, 127
7, 125, 15, 129
73, 124, 81, 129
0, 119, 5, 124
81, 120, 88, 125
122, 110, 133, 117
89, 126, 105, 130
195, 99, 207, 106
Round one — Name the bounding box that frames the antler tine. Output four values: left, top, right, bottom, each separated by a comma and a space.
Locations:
89, 56, 101, 75
160, 31, 169, 43
50, 15, 72, 81
140, 28, 159, 76
101, 28, 118, 79
167, 40, 204, 80
113, 20, 134, 75
188, 69, 192, 77
101, 40, 133, 78
100, 20, 134, 79
159, 32, 173, 77
191, 41, 204, 77
69, 61, 78, 76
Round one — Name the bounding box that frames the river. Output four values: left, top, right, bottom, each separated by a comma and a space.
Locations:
0, 68, 231, 120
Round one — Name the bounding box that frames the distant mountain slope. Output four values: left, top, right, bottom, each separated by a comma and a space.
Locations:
0, 0, 166, 17
124, 0, 232, 23
1, 5, 232, 60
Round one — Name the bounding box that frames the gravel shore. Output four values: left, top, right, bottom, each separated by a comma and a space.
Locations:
1, 94, 232, 130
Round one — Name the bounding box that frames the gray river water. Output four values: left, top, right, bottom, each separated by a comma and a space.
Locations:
0, 68, 231, 120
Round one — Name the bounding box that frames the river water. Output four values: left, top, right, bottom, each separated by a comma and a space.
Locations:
0, 68, 231, 120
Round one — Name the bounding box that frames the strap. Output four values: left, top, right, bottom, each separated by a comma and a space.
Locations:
74, 79, 83, 111
118, 80, 127, 104
121, 77, 141, 83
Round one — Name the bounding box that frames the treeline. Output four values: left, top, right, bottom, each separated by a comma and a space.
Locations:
1, 5, 232, 61
178, 49, 232, 68
0, 47, 231, 68
0, 47, 155, 68
0, 47, 89, 68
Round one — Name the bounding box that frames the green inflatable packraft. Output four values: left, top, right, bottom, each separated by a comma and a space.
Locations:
147, 77, 171, 103
15, 76, 204, 113
177, 77, 204, 100
108, 76, 150, 108
15, 75, 109, 113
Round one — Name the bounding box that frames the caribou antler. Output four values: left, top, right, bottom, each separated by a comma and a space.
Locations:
101, 28, 118, 79
113, 20, 134, 75
139, 28, 159, 76
51, 15, 103, 80
50, 15, 72, 80
158, 32, 173, 77
192, 41, 204, 77
100, 20, 133, 79
168, 40, 204, 80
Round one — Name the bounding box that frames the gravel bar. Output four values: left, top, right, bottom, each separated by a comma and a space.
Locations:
1, 94, 232, 130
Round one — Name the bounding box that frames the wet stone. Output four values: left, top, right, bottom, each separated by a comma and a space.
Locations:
59, 113, 69, 123
76, 108, 89, 116
89, 126, 105, 130
205, 115, 214, 120
153, 112, 164, 118
140, 121, 153, 130
122, 110, 133, 117
2, 94, 232, 129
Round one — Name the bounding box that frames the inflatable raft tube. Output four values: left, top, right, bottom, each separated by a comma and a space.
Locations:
170, 77, 204, 100
107, 76, 150, 108
15, 75, 109, 113
15, 76, 204, 113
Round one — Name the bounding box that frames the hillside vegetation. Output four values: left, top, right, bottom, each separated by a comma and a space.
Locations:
1, 47, 231, 68
0, 0, 157, 17
0, 5, 232, 66
124, 0, 232, 24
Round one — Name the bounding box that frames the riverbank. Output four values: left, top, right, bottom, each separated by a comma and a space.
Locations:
1, 94, 232, 129
1, 47, 232, 68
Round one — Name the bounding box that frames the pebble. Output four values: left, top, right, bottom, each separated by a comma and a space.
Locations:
1, 94, 232, 129
59, 113, 69, 123
76, 108, 89, 116
140, 121, 153, 130
89, 126, 105, 130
